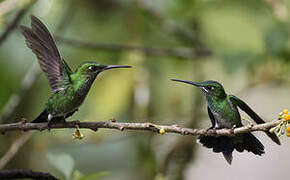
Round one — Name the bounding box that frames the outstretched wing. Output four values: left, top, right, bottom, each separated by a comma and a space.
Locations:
20, 16, 72, 93
229, 95, 281, 145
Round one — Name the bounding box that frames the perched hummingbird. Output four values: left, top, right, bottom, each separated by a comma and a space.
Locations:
20, 16, 131, 123
171, 79, 280, 164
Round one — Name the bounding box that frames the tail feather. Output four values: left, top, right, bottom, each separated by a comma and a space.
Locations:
266, 131, 281, 145
222, 151, 233, 165
198, 135, 234, 165
242, 133, 264, 155
31, 110, 48, 123
198, 132, 264, 164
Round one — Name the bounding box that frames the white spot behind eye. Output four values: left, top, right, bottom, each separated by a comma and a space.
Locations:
204, 86, 214, 92
89, 66, 95, 71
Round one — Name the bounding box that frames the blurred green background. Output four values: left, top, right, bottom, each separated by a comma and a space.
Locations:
0, 0, 290, 179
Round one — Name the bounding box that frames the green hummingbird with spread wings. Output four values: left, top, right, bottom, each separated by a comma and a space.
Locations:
171, 79, 280, 164
20, 16, 131, 123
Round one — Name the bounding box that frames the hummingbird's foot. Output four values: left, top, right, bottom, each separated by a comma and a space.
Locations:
172, 124, 180, 128
206, 127, 217, 135
47, 121, 52, 131
229, 125, 236, 134
109, 118, 116, 122
241, 116, 254, 129
147, 122, 166, 135
20, 117, 28, 124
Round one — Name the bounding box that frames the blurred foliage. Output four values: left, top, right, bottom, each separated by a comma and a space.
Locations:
47, 153, 75, 179
265, 22, 290, 59
0, 0, 290, 179
47, 153, 109, 180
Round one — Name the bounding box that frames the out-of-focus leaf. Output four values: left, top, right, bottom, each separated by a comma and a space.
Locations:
264, 23, 290, 60
265, 25, 287, 55
79, 171, 110, 180
0, 15, 3, 28
154, 173, 166, 180
72, 168, 110, 180
219, 51, 262, 73
46, 153, 75, 180
201, 8, 264, 53
72, 170, 84, 180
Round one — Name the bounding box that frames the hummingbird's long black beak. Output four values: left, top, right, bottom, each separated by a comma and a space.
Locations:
170, 78, 202, 87
103, 65, 132, 70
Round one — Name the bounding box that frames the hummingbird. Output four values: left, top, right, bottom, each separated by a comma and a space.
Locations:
20, 16, 131, 123
171, 79, 280, 164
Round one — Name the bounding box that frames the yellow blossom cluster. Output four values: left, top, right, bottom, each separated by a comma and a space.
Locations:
270, 109, 290, 137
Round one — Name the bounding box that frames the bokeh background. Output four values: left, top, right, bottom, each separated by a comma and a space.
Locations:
0, 0, 290, 179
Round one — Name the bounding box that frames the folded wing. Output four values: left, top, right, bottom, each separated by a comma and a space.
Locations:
229, 95, 280, 145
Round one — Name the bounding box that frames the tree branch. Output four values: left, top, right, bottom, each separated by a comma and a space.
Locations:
136, 0, 212, 55
0, 169, 59, 180
0, 1, 38, 124
0, 63, 40, 123
0, 132, 32, 169
0, 8, 25, 45
0, 120, 282, 136
0, 1, 34, 46
55, 36, 210, 59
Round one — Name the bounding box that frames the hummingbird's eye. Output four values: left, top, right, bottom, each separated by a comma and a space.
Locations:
207, 86, 214, 91
88, 66, 97, 71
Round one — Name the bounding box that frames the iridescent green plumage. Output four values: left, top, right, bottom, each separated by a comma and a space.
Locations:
20, 16, 131, 123
171, 79, 280, 164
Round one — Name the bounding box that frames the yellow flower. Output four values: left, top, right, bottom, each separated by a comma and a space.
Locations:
283, 109, 289, 115
286, 126, 290, 133
72, 126, 84, 139
159, 128, 165, 135
285, 114, 290, 121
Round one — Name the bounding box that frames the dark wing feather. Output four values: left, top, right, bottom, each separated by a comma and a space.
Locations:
20, 16, 72, 93
207, 107, 217, 128
229, 95, 281, 145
